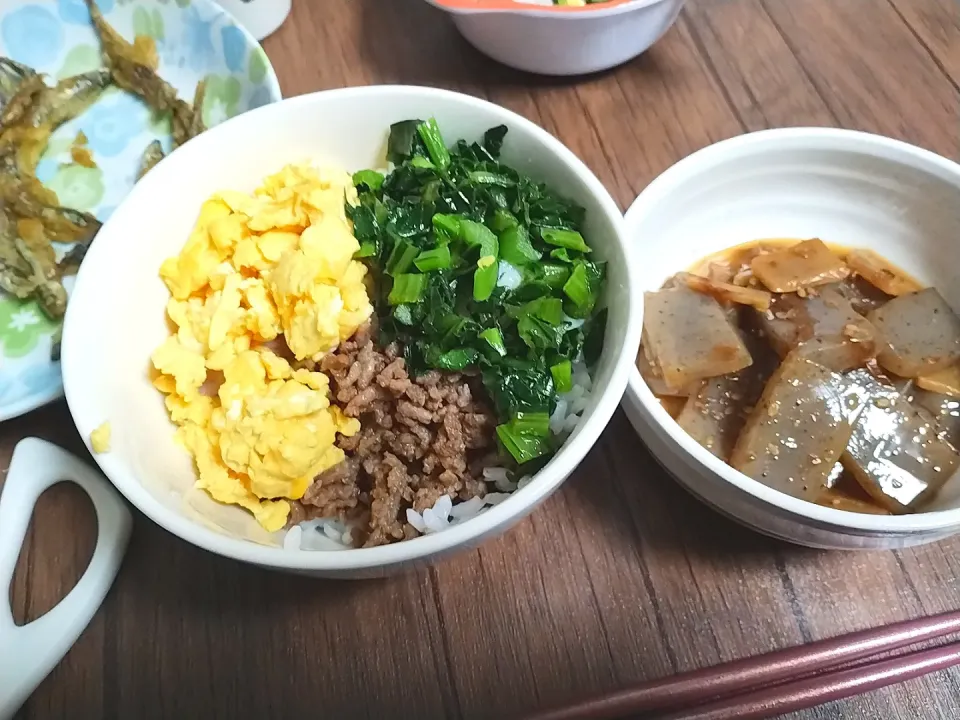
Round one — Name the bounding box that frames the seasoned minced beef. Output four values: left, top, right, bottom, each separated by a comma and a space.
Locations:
289, 325, 502, 547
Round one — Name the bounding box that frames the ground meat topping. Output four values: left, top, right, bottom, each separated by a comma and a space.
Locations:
294, 327, 503, 547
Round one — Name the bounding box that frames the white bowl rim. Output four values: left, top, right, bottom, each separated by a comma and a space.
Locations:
422, 0, 670, 18
63, 84, 640, 571
624, 126, 960, 534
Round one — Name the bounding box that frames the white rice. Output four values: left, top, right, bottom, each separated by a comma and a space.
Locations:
497, 261, 523, 290
288, 361, 593, 550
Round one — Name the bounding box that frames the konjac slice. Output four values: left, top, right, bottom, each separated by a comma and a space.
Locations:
755, 286, 879, 371
905, 386, 960, 451
834, 275, 891, 316
676, 337, 778, 461
637, 331, 699, 397
846, 249, 924, 297
841, 369, 959, 513
730, 352, 865, 501
643, 286, 752, 390
868, 288, 960, 377
750, 239, 850, 293
916, 363, 960, 399
817, 485, 891, 515
676, 272, 772, 312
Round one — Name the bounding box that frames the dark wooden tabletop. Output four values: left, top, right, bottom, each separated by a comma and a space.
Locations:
9, 0, 960, 718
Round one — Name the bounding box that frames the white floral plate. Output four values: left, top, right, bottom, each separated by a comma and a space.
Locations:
0, 0, 282, 421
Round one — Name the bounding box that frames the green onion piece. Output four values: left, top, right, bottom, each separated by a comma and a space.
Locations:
563, 262, 591, 308
535, 297, 564, 325
352, 169, 384, 191
511, 411, 551, 437
414, 245, 452, 272
550, 247, 573, 263
496, 413, 552, 464
491, 209, 518, 233
550, 360, 573, 394
460, 219, 499, 257
479, 327, 507, 356
542, 263, 570, 288
542, 228, 591, 253
474, 260, 499, 302
388, 274, 427, 305
355, 241, 377, 259
386, 240, 419, 275
468, 171, 514, 187
500, 225, 541, 266
393, 304, 414, 325
433, 213, 462, 241
417, 118, 451, 171
410, 155, 435, 170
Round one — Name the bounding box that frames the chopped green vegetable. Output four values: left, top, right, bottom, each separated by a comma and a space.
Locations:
541, 263, 570, 288
542, 228, 591, 253
480, 327, 507, 356
414, 245, 452, 272
474, 258, 499, 302
386, 119, 425, 164
500, 225, 541, 266
418, 118, 451, 171
349, 120, 607, 465
388, 274, 427, 305
386, 240, 419, 275
461, 219, 498, 255
352, 169, 384, 191
496, 412, 552, 465
550, 360, 573, 393
491, 209, 518, 233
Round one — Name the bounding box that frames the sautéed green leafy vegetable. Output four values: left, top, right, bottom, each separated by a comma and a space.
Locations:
347, 119, 607, 466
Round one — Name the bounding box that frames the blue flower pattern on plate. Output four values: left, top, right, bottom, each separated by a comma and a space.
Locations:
20, 362, 62, 396
3, 5, 64, 67
182, 5, 216, 72
78, 91, 149, 157
0, 0, 280, 421
249, 85, 273, 111
58, 0, 114, 25
221, 25, 246, 73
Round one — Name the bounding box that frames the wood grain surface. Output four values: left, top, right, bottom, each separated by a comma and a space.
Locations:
7, 0, 960, 718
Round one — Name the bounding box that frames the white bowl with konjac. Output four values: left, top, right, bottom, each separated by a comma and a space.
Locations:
623, 128, 960, 550
61, 86, 640, 578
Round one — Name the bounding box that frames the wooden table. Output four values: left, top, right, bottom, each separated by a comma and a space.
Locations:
9, 0, 960, 718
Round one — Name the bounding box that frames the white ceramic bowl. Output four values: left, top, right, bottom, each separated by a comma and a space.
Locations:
425, 0, 685, 76
61, 86, 641, 578
623, 128, 960, 550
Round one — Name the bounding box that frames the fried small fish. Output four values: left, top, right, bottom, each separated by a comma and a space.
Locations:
57, 240, 88, 277
86, 0, 202, 146
0, 216, 67, 318
189, 78, 207, 139
137, 139, 164, 179
3, 70, 110, 174
0, 73, 46, 128
0, 174, 101, 243
0, 57, 36, 113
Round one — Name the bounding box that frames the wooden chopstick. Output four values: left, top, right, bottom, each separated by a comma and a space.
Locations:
660, 640, 960, 720
522, 610, 960, 720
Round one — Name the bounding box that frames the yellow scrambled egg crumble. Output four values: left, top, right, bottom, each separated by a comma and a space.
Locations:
152, 164, 372, 532
90, 422, 111, 454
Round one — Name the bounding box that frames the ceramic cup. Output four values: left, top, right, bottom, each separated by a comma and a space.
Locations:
216, 0, 292, 41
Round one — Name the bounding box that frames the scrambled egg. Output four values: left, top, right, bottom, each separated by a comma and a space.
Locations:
90, 422, 111, 454
152, 164, 372, 532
